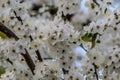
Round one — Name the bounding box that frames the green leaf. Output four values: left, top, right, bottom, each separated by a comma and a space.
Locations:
0, 66, 5, 76
91, 41, 96, 49
91, 33, 100, 48
0, 31, 8, 39
81, 33, 93, 42
81, 32, 101, 48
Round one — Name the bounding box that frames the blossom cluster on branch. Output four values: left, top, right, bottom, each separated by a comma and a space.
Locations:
0, 0, 120, 80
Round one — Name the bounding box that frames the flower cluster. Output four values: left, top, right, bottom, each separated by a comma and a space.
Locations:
0, 0, 120, 80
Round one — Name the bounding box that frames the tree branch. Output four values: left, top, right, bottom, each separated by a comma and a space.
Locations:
0, 23, 19, 40
93, 0, 99, 6
21, 48, 35, 75
13, 11, 23, 25
6, 58, 13, 65
92, 63, 99, 80
62, 68, 69, 75
35, 50, 43, 62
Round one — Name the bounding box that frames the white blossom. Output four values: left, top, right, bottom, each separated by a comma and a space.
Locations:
0, 0, 120, 80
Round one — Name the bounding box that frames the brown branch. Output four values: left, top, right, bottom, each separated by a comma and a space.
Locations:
21, 48, 35, 75
92, 63, 99, 80
0, 23, 19, 40
43, 58, 53, 60
93, 0, 99, 6
29, 35, 33, 42
35, 50, 43, 62
62, 68, 69, 75
6, 58, 13, 65
13, 11, 23, 25
79, 44, 87, 52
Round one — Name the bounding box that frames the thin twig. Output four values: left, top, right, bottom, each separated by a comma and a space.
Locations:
92, 63, 99, 80
62, 68, 69, 75
43, 58, 53, 60
29, 35, 33, 42
79, 44, 87, 52
13, 11, 23, 25
6, 58, 13, 65
21, 48, 35, 75
93, 0, 99, 6
35, 50, 43, 62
